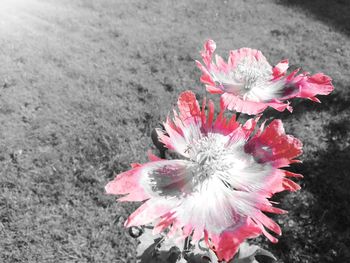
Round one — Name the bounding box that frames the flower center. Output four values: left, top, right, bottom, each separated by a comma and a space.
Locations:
234, 57, 272, 91
188, 133, 244, 186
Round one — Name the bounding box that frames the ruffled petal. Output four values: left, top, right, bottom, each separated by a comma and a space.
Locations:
215, 54, 229, 72
160, 91, 244, 155
200, 39, 216, 67
106, 160, 195, 202
220, 93, 292, 115
177, 90, 202, 124
125, 198, 178, 227
245, 119, 303, 166
173, 178, 242, 237
212, 108, 240, 135
147, 150, 163, 161
272, 59, 289, 78
196, 60, 217, 87
223, 158, 274, 194
206, 218, 262, 262
297, 73, 334, 99
206, 84, 224, 94
228, 191, 283, 236
141, 160, 197, 198
105, 165, 150, 202
243, 120, 302, 195
228, 47, 271, 71
162, 121, 190, 157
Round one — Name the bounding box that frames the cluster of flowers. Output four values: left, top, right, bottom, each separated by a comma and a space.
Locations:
106, 40, 333, 262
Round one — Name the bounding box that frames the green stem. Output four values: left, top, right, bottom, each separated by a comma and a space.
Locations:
236, 112, 241, 121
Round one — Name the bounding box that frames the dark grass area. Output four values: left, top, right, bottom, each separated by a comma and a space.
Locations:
277, 0, 350, 36
0, 0, 349, 262
269, 115, 350, 262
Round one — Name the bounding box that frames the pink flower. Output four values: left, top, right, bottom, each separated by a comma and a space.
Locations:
105, 91, 303, 262
196, 39, 334, 115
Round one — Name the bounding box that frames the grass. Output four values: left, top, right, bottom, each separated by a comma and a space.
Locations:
0, 0, 349, 262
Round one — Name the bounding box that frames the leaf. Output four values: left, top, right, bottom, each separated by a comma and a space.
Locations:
230, 242, 277, 263
136, 227, 181, 263
135, 227, 276, 263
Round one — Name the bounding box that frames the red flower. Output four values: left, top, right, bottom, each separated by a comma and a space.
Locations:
106, 91, 303, 261
196, 39, 334, 115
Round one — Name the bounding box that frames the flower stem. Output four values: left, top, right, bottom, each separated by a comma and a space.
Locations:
236, 112, 241, 121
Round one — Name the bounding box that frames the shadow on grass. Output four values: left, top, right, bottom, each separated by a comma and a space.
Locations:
261, 91, 350, 122
277, 0, 350, 36
275, 118, 350, 262
306, 119, 350, 231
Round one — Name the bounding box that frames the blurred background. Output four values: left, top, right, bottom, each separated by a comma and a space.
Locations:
0, 0, 349, 262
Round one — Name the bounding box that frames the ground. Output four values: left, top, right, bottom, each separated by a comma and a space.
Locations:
0, 0, 349, 262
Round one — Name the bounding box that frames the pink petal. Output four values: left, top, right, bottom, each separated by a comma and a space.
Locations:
228, 47, 270, 70
272, 59, 289, 78
220, 93, 268, 115
125, 199, 177, 227
206, 85, 224, 94
285, 171, 303, 178
242, 116, 261, 139
259, 204, 287, 215
195, 60, 216, 86
297, 73, 334, 99
206, 99, 215, 130
253, 210, 282, 236
282, 178, 301, 192
200, 39, 216, 67
147, 150, 163, 161
141, 160, 195, 197
245, 119, 303, 165
177, 90, 201, 124
215, 54, 229, 72
200, 75, 216, 86
106, 159, 195, 203
105, 168, 150, 202
153, 216, 175, 235
212, 109, 239, 135
163, 121, 189, 156
207, 218, 262, 262
156, 128, 175, 151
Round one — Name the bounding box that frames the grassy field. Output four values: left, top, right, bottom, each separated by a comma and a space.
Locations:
0, 0, 349, 262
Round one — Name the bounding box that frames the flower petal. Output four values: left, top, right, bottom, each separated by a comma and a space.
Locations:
229, 47, 271, 69
245, 119, 303, 166
106, 159, 196, 203
105, 167, 150, 202
223, 158, 274, 193
200, 39, 216, 67
207, 218, 262, 262
140, 160, 197, 198
177, 90, 202, 124
125, 198, 178, 227
220, 93, 268, 115
206, 84, 224, 94
272, 59, 289, 78
297, 73, 334, 99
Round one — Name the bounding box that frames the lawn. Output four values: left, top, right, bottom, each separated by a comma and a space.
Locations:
0, 0, 349, 262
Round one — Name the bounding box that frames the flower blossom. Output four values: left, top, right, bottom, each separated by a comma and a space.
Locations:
196, 39, 334, 115
105, 91, 303, 262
